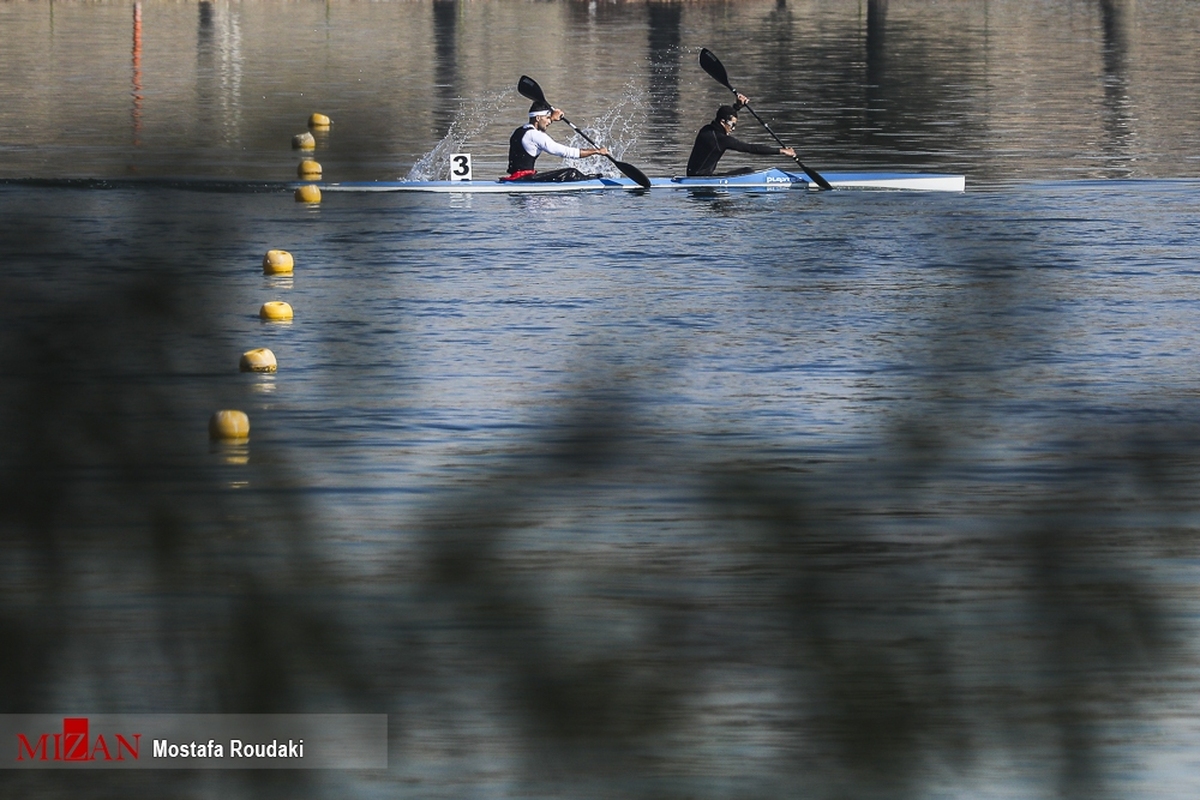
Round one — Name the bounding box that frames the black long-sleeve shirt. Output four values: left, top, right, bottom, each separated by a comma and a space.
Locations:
686, 122, 778, 177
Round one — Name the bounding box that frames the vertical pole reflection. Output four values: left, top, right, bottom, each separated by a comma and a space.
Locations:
432, 0, 460, 138
1100, 0, 1129, 83
198, 0, 214, 44
131, 3, 143, 148
197, 1, 214, 116
862, 0, 889, 149
196, 1, 242, 147
647, 3, 682, 137
1099, 0, 1134, 175
865, 0, 887, 102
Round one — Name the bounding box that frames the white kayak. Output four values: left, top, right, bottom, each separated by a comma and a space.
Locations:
314, 168, 966, 194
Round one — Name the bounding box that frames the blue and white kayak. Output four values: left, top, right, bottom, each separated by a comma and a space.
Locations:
315, 168, 965, 194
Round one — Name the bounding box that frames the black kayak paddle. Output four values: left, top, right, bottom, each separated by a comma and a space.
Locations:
698, 48, 833, 191
517, 75, 652, 189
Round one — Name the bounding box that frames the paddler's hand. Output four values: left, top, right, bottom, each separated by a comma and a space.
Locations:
735, 92, 750, 108
780, 147, 796, 158
550, 108, 565, 122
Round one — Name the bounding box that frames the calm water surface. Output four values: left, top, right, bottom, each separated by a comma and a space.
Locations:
3, 2, 1200, 799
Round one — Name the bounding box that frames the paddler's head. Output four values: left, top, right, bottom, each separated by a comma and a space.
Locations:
528, 101, 555, 131
715, 105, 738, 133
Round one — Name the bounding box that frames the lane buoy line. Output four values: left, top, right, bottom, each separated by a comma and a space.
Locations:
230, 109, 326, 442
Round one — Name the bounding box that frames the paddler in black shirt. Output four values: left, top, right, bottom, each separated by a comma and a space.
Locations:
686, 94, 796, 177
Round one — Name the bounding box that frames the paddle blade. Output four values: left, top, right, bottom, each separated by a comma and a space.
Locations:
699, 48, 733, 90
517, 75, 546, 104
615, 159, 651, 189
796, 160, 834, 191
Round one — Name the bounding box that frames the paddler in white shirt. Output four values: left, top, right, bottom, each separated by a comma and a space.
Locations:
504, 100, 609, 182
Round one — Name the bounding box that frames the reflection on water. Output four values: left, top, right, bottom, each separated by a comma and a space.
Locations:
195, 0, 243, 149
1098, 0, 1134, 175
1, 0, 1198, 183
432, 0, 461, 138
646, 3, 683, 139
131, 3, 143, 147
865, 0, 886, 112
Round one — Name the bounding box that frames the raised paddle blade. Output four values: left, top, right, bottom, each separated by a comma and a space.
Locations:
517, 75, 546, 104
698, 48, 732, 90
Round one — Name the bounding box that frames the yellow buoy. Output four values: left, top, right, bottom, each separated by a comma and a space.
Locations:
239, 347, 278, 373
209, 409, 250, 441
297, 159, 322, 178
308, 112, 332, 128
260, 301, 294, 321
262, 249, 294, 275
292, 132, 316, 150
294, 184, 321, 203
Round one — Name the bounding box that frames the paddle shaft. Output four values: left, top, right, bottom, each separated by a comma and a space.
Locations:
739, 104, 789, 159
558, 114, 612, 160
733, 96, 832, 191
565, 119, 651, 189
556, 116, 646, 182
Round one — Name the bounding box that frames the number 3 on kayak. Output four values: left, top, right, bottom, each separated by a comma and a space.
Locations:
450, 153, 472, 182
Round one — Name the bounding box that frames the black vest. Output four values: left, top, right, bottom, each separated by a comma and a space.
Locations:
507, 125, 538, 173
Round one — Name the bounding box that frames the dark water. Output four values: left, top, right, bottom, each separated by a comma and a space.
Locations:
3, 2, 1200, 799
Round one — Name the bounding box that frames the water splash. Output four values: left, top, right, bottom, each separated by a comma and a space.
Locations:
406, 84, 651, 181
561, 82, 650, 179
406, 88, 512, 181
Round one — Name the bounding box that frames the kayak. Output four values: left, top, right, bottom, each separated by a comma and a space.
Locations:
315, 168, 965, 194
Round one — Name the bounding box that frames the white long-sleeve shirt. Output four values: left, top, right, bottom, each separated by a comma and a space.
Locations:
519, 126, 581, 160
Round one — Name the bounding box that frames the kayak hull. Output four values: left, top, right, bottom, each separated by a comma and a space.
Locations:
315, 168, 965, 193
